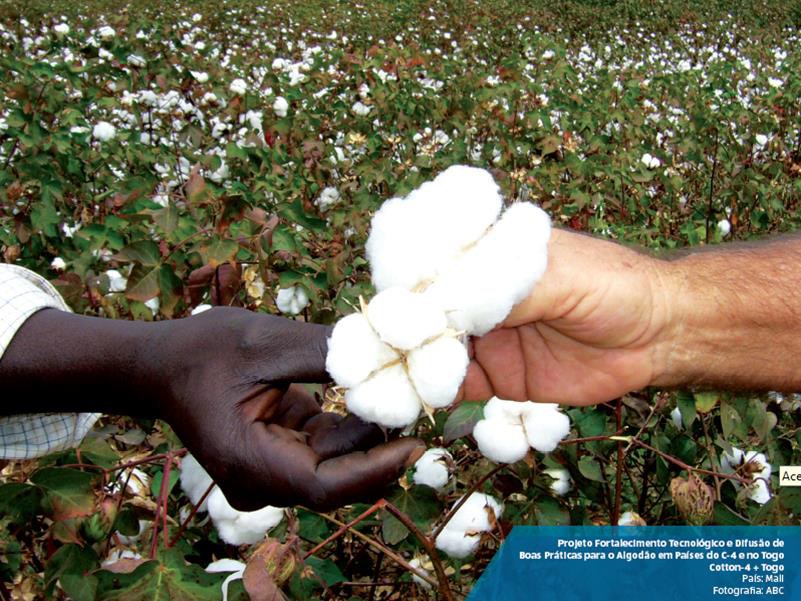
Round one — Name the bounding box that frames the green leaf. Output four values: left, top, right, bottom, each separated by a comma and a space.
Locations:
676, 391, 696, 428
382, 487, 441, 545
78, 436, 121, 469
44, 544, 99, 598
297, 508, 329, 543
61, 573, 98, 601
96, 551, 222, 600
533, 497, 571, 526
150, 467, 180, 499
713, 502, 749, 526
0, 483, 43, 524
305, 557, 345, 587
204, 237, 239, 266
31, 467, 97, 520
720, 400, 742, 441
443, 401, 485, 443
577, 456, 605, 483
126, 262, 161, 302
573, 409, 607, 438
115, 241, 161, 265
694, 391, 719, 414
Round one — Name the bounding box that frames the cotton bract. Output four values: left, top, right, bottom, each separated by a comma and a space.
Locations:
412, 448, 452, 489
435, 492, 503, 558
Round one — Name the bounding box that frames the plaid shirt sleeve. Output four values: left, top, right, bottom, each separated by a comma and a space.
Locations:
0, 264, 100, 459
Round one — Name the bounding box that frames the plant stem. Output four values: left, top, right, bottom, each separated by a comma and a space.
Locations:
303, 499, 386, 560
384, 501, 455, 601
307, 508, 439, 589
612, 398, 624, 525
168, 481, 215, 548
629, 438, 748, 484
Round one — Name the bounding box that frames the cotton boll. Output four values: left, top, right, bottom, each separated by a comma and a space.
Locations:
521, 403, 570, 452
618, 511, 646, 526
104, 269, 127, 293
367, 165, 503, 292
670, 407, 683, 429
50, 257, 66, 271
92, 121, 116, 141
408, 557, 432, 589
207, 488, 284, 545
473, 418, 530, 463
229, 78, 247, 96
207, 488, 240, 523
423, 203, 551, 335
345, 363, 421, 428
435, 526, 481, 559
483, 397, 528, 423
234, 505, 284, 537
326, 313, 399, 389
747, 480, 772, 505
447, 492, 503, 533
180, 454, 214, 512
412, 448, 452, 489
273, 96, 289, 117
407, 336, 468, 408
276, 286, 308, 315
717, 218, 731, 237
543, 468, 572, 496
366, 287, 447, 350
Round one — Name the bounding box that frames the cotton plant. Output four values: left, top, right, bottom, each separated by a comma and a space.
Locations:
326, 166, 552, 431
180, 455, 285, 546
720, 447, 773, 505
435, 492, 503, 558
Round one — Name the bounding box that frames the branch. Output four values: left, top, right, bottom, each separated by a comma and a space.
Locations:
432, 464, 503, 539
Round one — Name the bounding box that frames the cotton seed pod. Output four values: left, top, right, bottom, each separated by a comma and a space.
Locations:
521, 402, 571, 452
670, 474, 714, 525
326, 313, 399, 389
367, 287, 448, 350
345, 363, 421, 428
412, 447, 453, 490
407, 336, 469, 408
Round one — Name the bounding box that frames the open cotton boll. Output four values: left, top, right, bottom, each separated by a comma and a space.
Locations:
276, 286, 309, 315
366, 165, 503, 292
326, 313, 399, 388
367, 287, 447, 350
473, 418, 530, 463
180, 454, 214, 512
543, 468, 572, 496
447, 492, 503, 533
435, 526, 481, 559
747, 480, 772, 505
521, 403, 571, 452
408, 557, 433, 589
619, 511, 647, 526
412, 448, 452, 489
345, 364, 421, 428
207, 488, 284, 546
423, 203, 551, 335
483, 397, 528, 424
206, 559, 246, 601
407, 336, 468, 408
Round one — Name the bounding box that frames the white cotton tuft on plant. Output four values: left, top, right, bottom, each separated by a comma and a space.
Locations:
367, 287, 447, 350
180, 454, 214, 513
207, 487, 284, 546
670, 406, 684, 429
543, 468, 572, 496
720, 447, 772, 505
273, 96, 289, 117
618, 511, 646, 526
412, 448, 452, 489
423, 202, 551, 335
435, 492, 503, 558
206, 559, 246, 601
276, 286, 308, 315
473, 417, 530, 464
326, 312, 399, 389
521, 402, 571, 453
472, 397, 571, 463
366, 165, 503, 292
407, 336, 468, 408
345, 363, 421, 428
92, 121, 116, 141
408, 557, 432, 589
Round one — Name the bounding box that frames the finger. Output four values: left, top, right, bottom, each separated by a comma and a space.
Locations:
456, 361, 495, 402
305, 414, 386, 460
273, 384, 321, 429
309, 437, 425, 510
244, 316, 333, 384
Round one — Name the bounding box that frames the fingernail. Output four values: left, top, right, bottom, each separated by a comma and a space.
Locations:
404, 443, 426, 468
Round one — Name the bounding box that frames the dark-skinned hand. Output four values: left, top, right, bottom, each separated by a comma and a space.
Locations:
0, 306, 424, 511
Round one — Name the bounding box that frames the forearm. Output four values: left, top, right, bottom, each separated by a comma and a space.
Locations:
0, 309, 170, 417
652, 235, 801, 391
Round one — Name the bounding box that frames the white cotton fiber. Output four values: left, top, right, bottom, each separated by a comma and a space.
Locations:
367, 165, 503, 292
521, 403, 571, 452
473, 418, 530, 464
543, 468, 572, 496
207, 487, 284, 546
326, 313, 399, 388
345, 364, 421, 428
483, 397, 528, 423
447, 492, 503, 533
423, 202, 551, 335
180, 454, 214, 512
435, 526, 481, 559
367, 287, 447, 350
412, 448, 452, 489
407, 336, 469, 408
